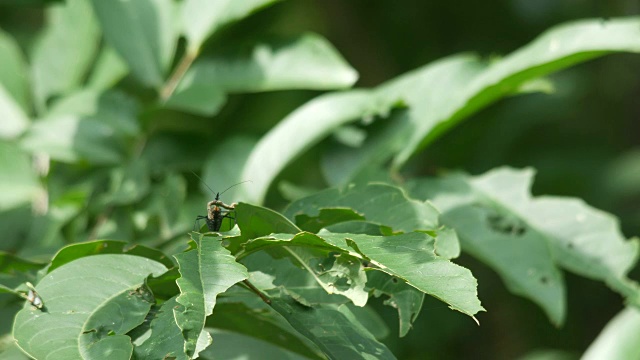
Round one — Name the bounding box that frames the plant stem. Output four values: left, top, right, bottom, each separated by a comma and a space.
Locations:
160, 49, 198, 101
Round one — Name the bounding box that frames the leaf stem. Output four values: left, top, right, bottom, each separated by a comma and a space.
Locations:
242, 279, 271, 304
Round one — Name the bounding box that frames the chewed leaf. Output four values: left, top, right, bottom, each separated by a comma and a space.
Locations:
173, 233, 248, 357
270, 295, 396, 360
12, 254, 167, 360
284, 183, 439, 233
408, 167, 640, 325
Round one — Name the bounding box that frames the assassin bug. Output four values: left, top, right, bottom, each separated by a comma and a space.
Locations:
192, 172, 250, 232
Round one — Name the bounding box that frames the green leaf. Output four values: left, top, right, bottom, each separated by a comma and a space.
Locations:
237, 231, 368, 307
0, 252, 45, 274
173, 233, 248, 357
132, 296, 190, 360
239, 90, 394, 203
386, 17, 640, 168
20, 115, 124, 164
90, 0, 177, 87
367, 271, 424, 338
270, 295, 396, 360
243, 250, 353, 306
0, 142, 40, 211
207, 302, 325, 360
167, 33, 358, 116
182, 0, 281, 52
86, 45, 129, 91
100, 159, 151, 206
408, 167, 640, 325
234, 202, 300, 240
0, 85, 29, 139
284, 183, 440, 233
582, 307, 640, 360
319, 231, 484, 319
201, 328, 315, 360
0, 29, 30, 111
12, 254, 167, 360
48, 89, 140, 137
31, 0, 100, 110
48, 240, 175, 272
201, 136, 258, 203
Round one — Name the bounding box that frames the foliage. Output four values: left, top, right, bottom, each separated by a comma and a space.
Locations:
1, 1, 639, 359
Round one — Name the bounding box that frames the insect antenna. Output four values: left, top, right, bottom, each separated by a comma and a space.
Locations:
219, 180, 252, 196
191, 171, 252, 198
191, 171, 217, 197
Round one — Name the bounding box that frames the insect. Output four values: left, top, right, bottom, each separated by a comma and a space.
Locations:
21, 282, 44, 310
192, 172, 250, 232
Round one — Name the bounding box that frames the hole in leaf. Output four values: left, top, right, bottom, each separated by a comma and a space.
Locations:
487, 213, 527, 236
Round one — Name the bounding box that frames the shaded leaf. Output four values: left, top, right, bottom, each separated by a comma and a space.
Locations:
0, 252, 45, 275
13, 254, 167, 360
173, 233, 248, 357
367, 271, 424, 337
182, 0, 281, 52
270, 295, 396, 360
207, 302, 325, 360
168, 34, 358, 115
132, 296, 190, 360
201, 328, 314, 360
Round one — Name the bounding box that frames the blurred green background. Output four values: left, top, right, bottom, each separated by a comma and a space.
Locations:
1, 1, 640, 359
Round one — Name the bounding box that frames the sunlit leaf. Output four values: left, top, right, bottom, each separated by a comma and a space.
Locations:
31, 0, 99, 109
173, 233, 248, 357
388, 17, 640, 168
0, 85, 29, 139
167, 34, 358, 115
284, 183, 439, 233
48, 240, 175, 272
0, 29, 30, 111
90, 0, 177, 87
319, 231, 484, 318
86, 45, 129, 91
13, 254, 167, 360
582, 307, 640, 360
0, 142, 39, 211
408, 167, 640, 325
